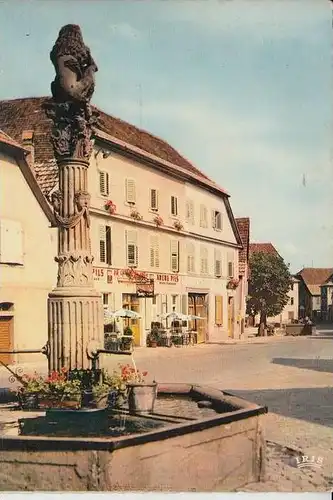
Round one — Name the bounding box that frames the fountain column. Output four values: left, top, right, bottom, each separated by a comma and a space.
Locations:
45, 24, 103, 371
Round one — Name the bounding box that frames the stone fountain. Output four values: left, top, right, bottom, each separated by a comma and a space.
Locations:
0, 25, 267, 492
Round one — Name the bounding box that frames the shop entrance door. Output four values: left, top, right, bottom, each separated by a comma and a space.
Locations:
188, 294, 208, 343
0, 317, 12, 364
228, 297, 234, 338
122, 294, 141, 346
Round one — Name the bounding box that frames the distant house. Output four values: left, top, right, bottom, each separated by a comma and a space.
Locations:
235, 218, 250, 334
320, 273, 333, 322
248, 242, 299, 325
296, 268, 333, 321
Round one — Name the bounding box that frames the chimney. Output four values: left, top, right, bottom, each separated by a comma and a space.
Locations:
22, 130, 35, 172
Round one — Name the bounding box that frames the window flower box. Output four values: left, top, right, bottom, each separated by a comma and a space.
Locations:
173, 220, 183, 231
153, 215, 164, 227
226, 278, 239, 290
104, 200, 116, 214
130, 209, 143, 221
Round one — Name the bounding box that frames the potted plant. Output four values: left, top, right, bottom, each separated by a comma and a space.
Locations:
16, 372, 47, 409
103, 368, 128, 408
226, 278, 239, 290
121, 326, 133, 351
153, 215, 164, 227
104, 200, 116, 214
38, 369, 82, 409
130, 209, 143, 221
147, 330, 159, 348
120, 364, 157, 415
91, 383, 112, 409
173, 219, 183, 231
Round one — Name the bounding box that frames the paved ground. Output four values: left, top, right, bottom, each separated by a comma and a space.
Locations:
1, 325, 332, 491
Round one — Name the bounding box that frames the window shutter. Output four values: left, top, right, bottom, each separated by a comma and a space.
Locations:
125, 179, 136, 203
105, 225, 112, 265
181, 294, 188, 314
170, 239, 179, 272
200, 205, 207, 227
99, 172, 109, 196
215, 295, 223, 325
0, 219, 24, 265
126, 230, 138, 266
211, 210, 216, 229
200, 246, 208, 274
150, 189, 158, 210
216, 212, 222, 230
214, 249, 222, 277
171, 196, 178, 216
150, 235, 159, 268
186, 200, 194, 223
187, 242, 195, 273
99, 225, 106, 263
227, 252, 234, 278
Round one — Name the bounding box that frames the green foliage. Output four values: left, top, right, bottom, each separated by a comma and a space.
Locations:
247, 252, 292, 318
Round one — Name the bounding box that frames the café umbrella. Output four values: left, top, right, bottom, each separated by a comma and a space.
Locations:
103, 308, 115, 325
113, 308, 142, 319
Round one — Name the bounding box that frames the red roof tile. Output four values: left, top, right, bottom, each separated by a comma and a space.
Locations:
236, 218, 250, 275
0, 97, 216, 196
249, 243, 279, 256
0, 129, 25, 151
296, 268, 333, 286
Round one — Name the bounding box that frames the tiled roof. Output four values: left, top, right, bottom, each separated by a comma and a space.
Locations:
235, 217, 250, 275
0, 97, 214, 196
296, 268, 333, 295
249, 243, 279, 256
0, 129, 25, 151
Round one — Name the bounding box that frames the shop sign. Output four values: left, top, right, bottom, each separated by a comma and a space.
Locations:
93, 267, 113, 283
155, 273, 179, 284
136, 279, 154, 298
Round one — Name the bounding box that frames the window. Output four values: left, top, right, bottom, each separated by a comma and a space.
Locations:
290, 283, 294, 291
171, 196, 178, 216
200, 246, 208, 274
0, 219, 24, 265
125, 178, 136, 204
170, 239, 179, 272
103, 293, 109, 306
99, 225, 112, 264
126, 230, 138, 267
227, 252, 234, 278
214, 248, 222, 277
187, 242, 195, 273
150, 189, 159, 211
172, 295, 177, 306
212, 210, 222, 230
150, 235, 160, 268
200, 205, 208, 228
215, 295, 223, 325
99, 171, 109, 196
186, 200, 194, 224
290, 297, 294, 306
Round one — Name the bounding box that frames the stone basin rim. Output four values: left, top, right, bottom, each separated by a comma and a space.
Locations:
1, 384, 267, 452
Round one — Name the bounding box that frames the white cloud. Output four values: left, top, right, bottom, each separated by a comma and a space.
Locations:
109, 23, 142, 41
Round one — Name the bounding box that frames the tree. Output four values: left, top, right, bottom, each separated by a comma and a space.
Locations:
247, 252, 292, 336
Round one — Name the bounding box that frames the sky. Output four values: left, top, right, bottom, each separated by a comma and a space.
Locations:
0, 0, 332, 273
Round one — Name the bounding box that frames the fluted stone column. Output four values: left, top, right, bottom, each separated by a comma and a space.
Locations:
46, 24, 103, 371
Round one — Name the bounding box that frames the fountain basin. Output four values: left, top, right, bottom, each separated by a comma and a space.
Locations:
0, 384, 267, 492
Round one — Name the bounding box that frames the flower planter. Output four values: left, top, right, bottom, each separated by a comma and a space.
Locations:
127, 382, 158, 415
94, 394, 109, 409
39, 399, 80, 410
18, 392, 39, 410
150, 340, 158, 348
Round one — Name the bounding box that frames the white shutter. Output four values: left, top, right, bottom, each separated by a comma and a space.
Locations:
200, 246, 208, 274
200, 205, 207, 227
227, 252, 234, 277
126, 230, 138, 266
150, 189, 159, 210
99, 171, 109, 196
214, 249, 222, 277
150, 235, 159, 268
125, 178, 136, 203
170, 239, 179, 272
216, 212, 222, 230
99, 225, 106, 262
171, 196, 178, 216
186, 200, 194, 223
211, 210, 216, 229
0, 219, 24, 265
187, 242, 195, 273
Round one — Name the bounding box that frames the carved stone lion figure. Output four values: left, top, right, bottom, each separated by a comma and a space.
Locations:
50, 24, 98, 105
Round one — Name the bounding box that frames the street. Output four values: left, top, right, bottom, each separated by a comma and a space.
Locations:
1, 327, 332, 491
